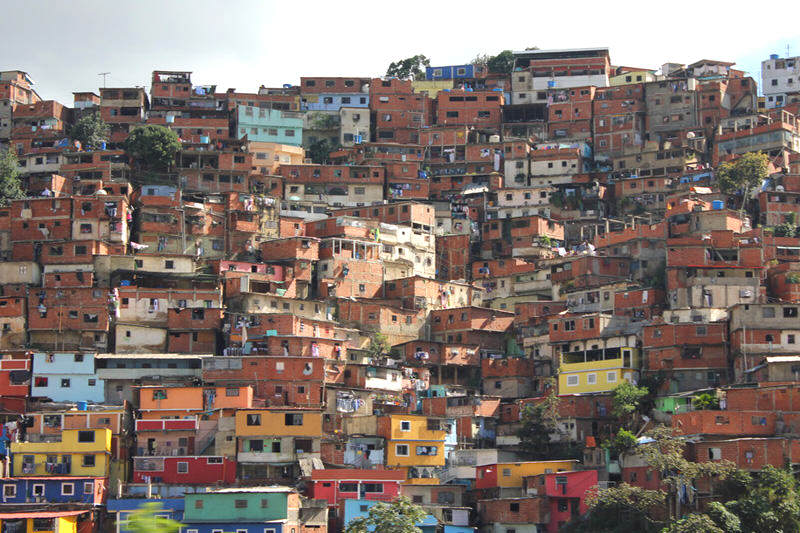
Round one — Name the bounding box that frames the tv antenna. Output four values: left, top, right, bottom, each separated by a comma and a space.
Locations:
98, 72, 110, 88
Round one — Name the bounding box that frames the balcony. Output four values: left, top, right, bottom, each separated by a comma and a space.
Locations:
561, 347, 638, 372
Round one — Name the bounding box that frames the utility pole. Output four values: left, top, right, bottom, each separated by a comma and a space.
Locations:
98, 72, 110, 88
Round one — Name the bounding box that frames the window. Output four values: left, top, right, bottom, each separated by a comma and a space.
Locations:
784, 307, 798, 318
502, 468, 512, 477
226, 388, 240, 397
61, 378, 71, 388
789, 335, 796, 344
164, 260, 174, 269
416, 446, 437, 455
762, 307, 775, 318
363, 483, 383, 493
587, 373, 597, 385
246, 414, 261, 426
82, 455, 95, 467
396, 444, 409, 456
510, 502, 520, 512
78, 431, 95, 443
235, 499, 248, 508
61, 483, 74, 495
32, 483, 45, 496
194, 499, 204, 509
177, 462, 188, 473
3, 484, 16, 498
708, 447, 722, 460
607, 372, 617, 383
285, 413, 303, 426
339, 482, 358, 492
566, 375, 579, 386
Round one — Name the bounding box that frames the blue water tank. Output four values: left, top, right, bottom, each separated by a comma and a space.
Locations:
200, 136, 210, 144
100, 141, 106, 150
712, 200, 724, 210
547, 80, 556, 88
77, 401, 88, 411
770, 54, 779, 60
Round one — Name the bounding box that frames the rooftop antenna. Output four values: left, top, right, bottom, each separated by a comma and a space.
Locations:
98, 72, 110, 88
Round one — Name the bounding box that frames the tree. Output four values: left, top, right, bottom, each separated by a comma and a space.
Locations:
705, 501, 742, 533
123, 502, 183, 533
386, 55, 430, 80
124, 124, 181, 170
692, 392, 720, 410
606, 428, 638, 457
69, 112, 110, 149
517, 382, 564, 459
660, 514, 725, 533
306, 138, 339, 164
365, 332, 391, 359
564, 483, 666, 533
612, 381, 650, 422
487, 50, 515, 74
345, 497, 427, 533
727, 465, 800, 533
0, 148, 25, 206
716, 152, 769, 211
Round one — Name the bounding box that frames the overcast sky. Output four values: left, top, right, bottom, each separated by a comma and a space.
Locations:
2, 0, 799, 104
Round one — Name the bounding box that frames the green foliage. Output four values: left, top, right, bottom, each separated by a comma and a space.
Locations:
345, 497, 427, 533
786, 273, 800, 284
365, 332, 391, 359
123, 502, 183, 533
773, 222, 799, 238
487, 50, 515, 74
309, 113, 340, 130
612, 381, 650, 421
124, 124, 181, 170
705, 502, 742, 533
609, 428, 638, 456
637, 426, 737, 491
517, 383, 563, 459
0, 148, 25, 206
692, 392, 720, 410
386, 55, 431, 81
307, 138, 339, 164
716, 152, 769, 210
565, 483, 666, 533
727, 465, 800, 533
69, 112, 110, 149
660, 513, 725, 533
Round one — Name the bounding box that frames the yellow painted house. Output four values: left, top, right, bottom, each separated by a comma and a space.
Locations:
559, 347, 640, 394
11, 429, 111, 477
477, 460, 579, 489
0, 511, 83, 533
378, 414, 446, 468
609, 70, 656, 86
235, 409, 323, 438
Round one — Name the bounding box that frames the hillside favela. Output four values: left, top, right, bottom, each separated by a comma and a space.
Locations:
5, 37, 800, 533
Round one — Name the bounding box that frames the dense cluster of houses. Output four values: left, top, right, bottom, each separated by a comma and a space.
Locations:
1, 46, 800, 533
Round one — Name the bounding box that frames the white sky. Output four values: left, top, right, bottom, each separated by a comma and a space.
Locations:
1, 0, 799, 104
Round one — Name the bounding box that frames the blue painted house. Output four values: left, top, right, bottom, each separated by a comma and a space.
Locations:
426, 65, 476, 81
31, 352, 104, 403
235, 106, 303, 146
180, 487, 307, 533
343, 499, 438, 533
107, 498, 185, 533
0, 477, 105, 505
302, 93, 369, 112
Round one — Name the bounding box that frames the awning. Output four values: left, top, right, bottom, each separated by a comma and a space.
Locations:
0, 511, 87, 519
